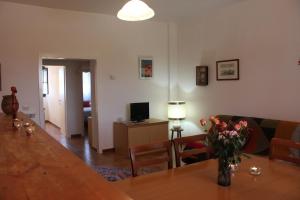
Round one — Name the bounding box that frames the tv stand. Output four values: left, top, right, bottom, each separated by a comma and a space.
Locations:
131, 119, 145, 123
113, 119, 168, 155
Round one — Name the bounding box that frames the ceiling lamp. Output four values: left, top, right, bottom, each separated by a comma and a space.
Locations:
117, 0, 155, 21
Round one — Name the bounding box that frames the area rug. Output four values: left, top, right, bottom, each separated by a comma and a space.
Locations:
92, 165, 164, 182
93, 166, 132, 182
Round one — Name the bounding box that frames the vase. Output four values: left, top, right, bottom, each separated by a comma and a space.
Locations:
1, 95, 19, 116
218, 157, 231, 186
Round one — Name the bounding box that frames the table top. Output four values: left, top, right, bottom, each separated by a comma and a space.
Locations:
0, 113, 131, 200
114, 155, 300, 200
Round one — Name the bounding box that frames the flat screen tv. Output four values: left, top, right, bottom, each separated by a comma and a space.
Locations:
130, 102, 149, 122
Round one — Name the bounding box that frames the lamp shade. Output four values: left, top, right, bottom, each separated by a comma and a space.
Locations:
168, 101, 186, 120
117, 0, 155, 21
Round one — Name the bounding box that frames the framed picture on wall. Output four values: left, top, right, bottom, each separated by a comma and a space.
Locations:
196, 66, 208, 86
216, 59, 239, 81
139, 57, 153, 79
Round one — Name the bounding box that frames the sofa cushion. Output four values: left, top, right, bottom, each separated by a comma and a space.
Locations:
242, 118, 270, 155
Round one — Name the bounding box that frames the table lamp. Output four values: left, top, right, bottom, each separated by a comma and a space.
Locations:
168, 101, 186, 129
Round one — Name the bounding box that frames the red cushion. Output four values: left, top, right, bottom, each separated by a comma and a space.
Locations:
83, 101, 91, 108
186, 141, 206, 149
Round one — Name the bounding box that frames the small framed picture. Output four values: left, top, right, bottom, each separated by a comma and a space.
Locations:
139, 57, 153, 79
216, 59, 239, 81
196, 66, 208, 86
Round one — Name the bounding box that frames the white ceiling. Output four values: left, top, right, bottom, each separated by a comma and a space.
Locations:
1, 0, 245, 21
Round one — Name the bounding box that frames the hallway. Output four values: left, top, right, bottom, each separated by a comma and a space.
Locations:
45, 122, 130, 169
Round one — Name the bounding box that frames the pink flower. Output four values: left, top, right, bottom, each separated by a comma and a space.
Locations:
229, 130, 238, 137
200, 119, 207, 126
234, 124, 241, 131
218, 134, 225, 141
239, 120, 248, 128
220, 121, 227, 129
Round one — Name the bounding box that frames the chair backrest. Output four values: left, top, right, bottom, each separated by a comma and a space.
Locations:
270, 138, 300, 165
129, 141, 172, 177
173, 134, 210, 167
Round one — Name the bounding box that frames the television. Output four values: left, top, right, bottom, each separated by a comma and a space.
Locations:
130, 102, 149, 122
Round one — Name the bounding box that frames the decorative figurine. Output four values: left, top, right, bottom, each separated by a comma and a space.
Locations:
1, 86, 19, 117
11, 86, 18, 120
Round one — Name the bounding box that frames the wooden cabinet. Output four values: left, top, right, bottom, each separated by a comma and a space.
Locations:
113, 119, 169, 155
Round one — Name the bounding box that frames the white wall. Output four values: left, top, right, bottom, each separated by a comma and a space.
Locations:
177, 0, 300, 135
0, 1, 174, 150
44, 66, 66, 134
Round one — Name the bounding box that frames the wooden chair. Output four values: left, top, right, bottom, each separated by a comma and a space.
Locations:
129, 141, 172, 177
173, 134, 210, 167
270, 138, 300, 165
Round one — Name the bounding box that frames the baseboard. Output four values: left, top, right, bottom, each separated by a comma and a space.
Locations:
102, 148, 115, 153
45, 120, 60, 129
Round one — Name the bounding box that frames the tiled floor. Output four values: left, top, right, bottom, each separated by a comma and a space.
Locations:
45, 122, 131, 169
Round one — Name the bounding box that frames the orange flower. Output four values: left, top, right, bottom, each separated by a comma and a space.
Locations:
200, 119, 207, 126
214, 118, 220, 125
209, 116, 220, 125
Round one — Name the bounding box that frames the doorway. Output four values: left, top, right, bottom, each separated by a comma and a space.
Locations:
40, 58, 98, 152
43, 65, 66, 135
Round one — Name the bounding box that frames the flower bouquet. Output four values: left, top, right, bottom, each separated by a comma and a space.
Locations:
200, 116, 249, 186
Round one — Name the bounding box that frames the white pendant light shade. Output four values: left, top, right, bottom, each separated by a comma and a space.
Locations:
117, 0, 155, 21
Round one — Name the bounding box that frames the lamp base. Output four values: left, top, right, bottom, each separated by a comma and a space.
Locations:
172, 125, 182, 131
170, 126, 183, 140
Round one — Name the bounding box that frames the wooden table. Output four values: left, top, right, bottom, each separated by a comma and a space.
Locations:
0, 113, 131, 200
114, 156, 300, 200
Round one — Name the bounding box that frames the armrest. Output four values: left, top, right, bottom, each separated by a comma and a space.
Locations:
270, 138, 300, 164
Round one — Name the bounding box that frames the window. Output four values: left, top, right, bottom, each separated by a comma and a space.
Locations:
42, 66, 49, 97
82, 72, 91, 102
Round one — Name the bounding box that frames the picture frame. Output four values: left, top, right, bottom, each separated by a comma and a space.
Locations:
196, 66, 208, 86
216, 59, 239, 81
139, 57, 153, 79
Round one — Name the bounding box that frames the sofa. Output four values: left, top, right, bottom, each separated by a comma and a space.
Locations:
217, 115, 300, 157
